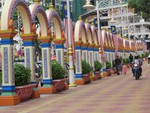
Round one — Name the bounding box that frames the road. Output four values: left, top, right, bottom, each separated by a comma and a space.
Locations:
0, 61, 150, 113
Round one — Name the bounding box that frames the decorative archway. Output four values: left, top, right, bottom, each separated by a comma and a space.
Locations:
0, 0, 35, 105
29, 1, 54, 94
74, 17, 87, 85
46, 4, 65, 67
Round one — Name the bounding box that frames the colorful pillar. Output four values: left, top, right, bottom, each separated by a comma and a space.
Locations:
94, 45, 99, 61
39, 38, 55, 94
88, 44, 95, 71
53, 39, 66, 67
75, 41, 85, 85
21, 34, 37, 83
81, 42, 89, 62
0, 30, 20, 105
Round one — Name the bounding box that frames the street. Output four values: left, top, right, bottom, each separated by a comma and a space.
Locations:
0, 61, 150, 113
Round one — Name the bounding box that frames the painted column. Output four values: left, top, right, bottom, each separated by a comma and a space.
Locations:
81, 42, 89, 62
53, 39, 65, 67
99, 48, 102, 63
0, 31, 20, 105
88, 44, 95, 71
94, 45, 99, 61
39, 38, 55, 94
75, 41, 85, 85
21, 34, 37, 83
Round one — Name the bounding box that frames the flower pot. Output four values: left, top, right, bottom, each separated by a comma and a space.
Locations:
113, 67, 117, 74
52, 78, 68, 92
83, 74, 91, 84
106, 69, 111, 76
15, 84, 37, 102
110, 69, 115, 74
94, 71, 102, 79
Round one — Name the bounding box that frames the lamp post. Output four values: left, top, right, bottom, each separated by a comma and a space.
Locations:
67, 0, 77, 87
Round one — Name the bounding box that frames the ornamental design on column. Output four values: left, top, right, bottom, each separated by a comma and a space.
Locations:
74, 17, 87, 85
46, 4, 65, 67
0, 0, 34, 105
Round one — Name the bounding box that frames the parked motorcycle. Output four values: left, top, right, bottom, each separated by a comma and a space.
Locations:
132, 59, 141, 80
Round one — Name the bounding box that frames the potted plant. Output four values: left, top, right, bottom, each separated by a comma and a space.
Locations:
94, 60, 102, 79
51, 60, 68, 92
112, 60, 117, 73
82, 60, 92, 84
14, 64, 39, 102
126, 58, 130, 68
106, 61, 111, 76
122, 58, 127, 75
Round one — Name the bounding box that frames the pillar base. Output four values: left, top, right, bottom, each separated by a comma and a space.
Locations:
102, 72, 108, 77
75, 79, 85, 85
69, 83, 77, 87
39, 86, 56, 94
0, 95, 20, 106
32, 90, 40, 99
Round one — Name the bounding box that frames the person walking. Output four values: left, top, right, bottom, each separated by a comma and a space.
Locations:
115, 55, 122, 75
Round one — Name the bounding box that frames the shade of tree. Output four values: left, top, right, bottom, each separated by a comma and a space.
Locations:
128, 0, 150, 20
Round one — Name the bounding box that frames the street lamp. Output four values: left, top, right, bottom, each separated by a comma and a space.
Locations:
67, 0, 77, 87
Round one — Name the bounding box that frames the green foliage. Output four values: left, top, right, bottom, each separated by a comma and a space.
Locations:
112, 60, 116, 67
0, 71, 2, 84
128, 0, 150, 20
94, 60, 102, 71
82, 60, 92, 74
106, 61, 111, 69
51, 60, 66, 80
14, 64, 31, 86
122, 58, 127, 64
126, 58, 130, 64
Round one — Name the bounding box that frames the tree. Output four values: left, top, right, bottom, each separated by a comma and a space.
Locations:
128, 0, 150, 20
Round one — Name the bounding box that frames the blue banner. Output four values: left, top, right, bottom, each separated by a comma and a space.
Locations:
111, 25, 116, 34
61, 1, 72, 19
93, 18, 101, 29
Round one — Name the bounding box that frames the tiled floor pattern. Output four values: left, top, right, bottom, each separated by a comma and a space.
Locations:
0, 62, 150, 113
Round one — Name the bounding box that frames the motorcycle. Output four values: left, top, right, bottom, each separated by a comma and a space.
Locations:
132, 59, 141, 80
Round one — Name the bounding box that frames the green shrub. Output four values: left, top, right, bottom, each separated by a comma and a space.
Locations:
82, 60, 92, 74
0, 71, 2, 84
94, 60, 102, 71
51, 60, 66, 80
126, 58, 130, 64
112, 60, 116, 67
106, 61, 111, 69
122, 58, 126, 64
14, 64, 31, 86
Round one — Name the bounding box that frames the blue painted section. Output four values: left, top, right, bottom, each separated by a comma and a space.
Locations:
94, 48, 99, 51
41, 43, 51, 48
2, 85, 15, 92
81, 47, 88, 50
55, 44, 64, 49
1, 39, 14, 45
75, 74, 82, 78
102, 68, 107, 72
118, 50, 123, 52
104, 49, 114, 52
43, 79, 53, 84
31, 82, 37, 84
88, 48, 93, 51
24, 41, 34, 46
75, 46, 81, 50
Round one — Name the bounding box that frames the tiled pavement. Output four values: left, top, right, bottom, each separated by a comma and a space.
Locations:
0, 62, 150, 113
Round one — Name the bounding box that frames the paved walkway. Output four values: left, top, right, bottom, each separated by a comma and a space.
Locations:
0, 61, 150, 113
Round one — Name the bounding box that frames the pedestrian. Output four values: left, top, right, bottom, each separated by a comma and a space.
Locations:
129, 54, 133, 63
115, 55, 122, 75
